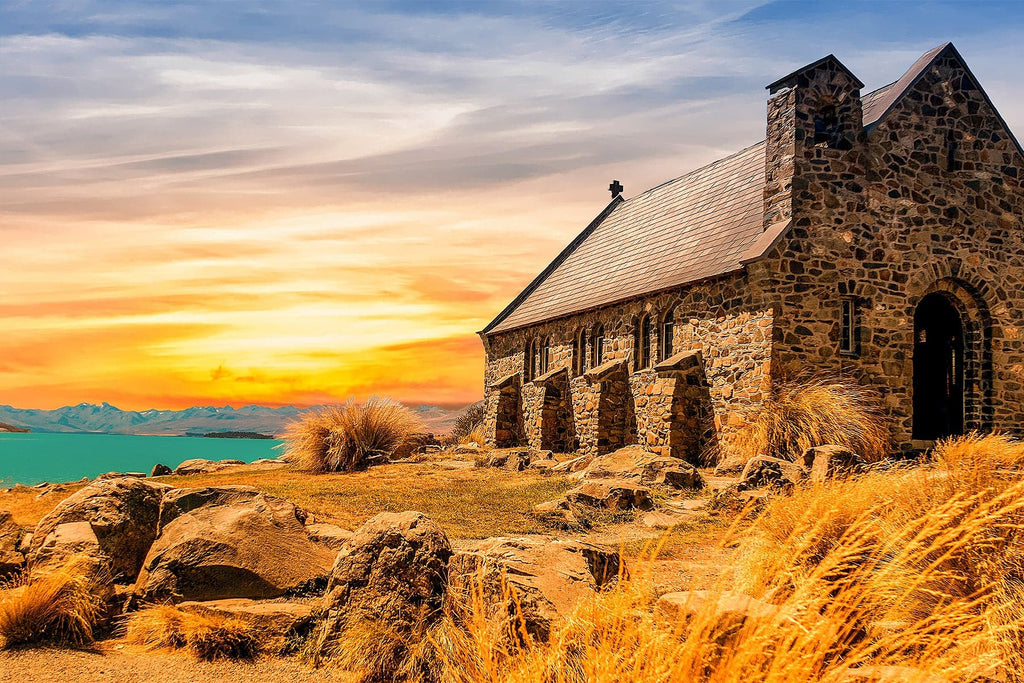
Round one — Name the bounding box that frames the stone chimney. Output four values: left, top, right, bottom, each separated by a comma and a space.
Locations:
763, 55, 865, 229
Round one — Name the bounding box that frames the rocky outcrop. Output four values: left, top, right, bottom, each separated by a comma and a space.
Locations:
565, 480, 655, 512
656, 590, 780, 649
0, 510, 25, 579
28, 477, 166, 581
150, 464, 172, 477
448, 536, 622, 642
322, 512, 452, 634
133, 486, 334, 603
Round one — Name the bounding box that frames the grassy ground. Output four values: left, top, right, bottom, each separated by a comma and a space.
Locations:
1, 461, 578, 540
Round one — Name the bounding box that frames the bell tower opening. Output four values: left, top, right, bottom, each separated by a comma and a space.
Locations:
913, 292, 965, 440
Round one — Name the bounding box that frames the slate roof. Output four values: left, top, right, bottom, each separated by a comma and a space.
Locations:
483, 45, 958, 335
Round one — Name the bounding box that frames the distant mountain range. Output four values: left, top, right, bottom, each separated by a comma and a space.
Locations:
0, 402, 462, 437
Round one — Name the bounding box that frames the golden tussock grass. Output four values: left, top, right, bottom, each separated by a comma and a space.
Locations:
282, 397, 424, 473
380, 432, 1024, 683
734, 375, 891, 463
124, 605, 263, 661
0, 556, 108, 648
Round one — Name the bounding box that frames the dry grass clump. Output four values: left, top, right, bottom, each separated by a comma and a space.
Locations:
735, 375, 890, 463
0, 556, 108, 648
124, 605, 263, 660
282, 397, 424, 473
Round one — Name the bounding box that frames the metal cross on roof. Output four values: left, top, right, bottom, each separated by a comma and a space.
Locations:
609, 180, 624, 198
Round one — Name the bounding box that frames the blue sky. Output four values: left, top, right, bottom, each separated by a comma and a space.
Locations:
1, 1, 1023, 409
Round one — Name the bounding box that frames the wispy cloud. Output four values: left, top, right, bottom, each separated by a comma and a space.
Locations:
1, 1, 1022, 409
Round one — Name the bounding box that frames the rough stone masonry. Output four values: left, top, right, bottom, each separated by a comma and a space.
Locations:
479, 43, 1024, 461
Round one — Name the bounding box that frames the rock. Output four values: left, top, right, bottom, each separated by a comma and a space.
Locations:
177, 598, 314, 636
551, 454, 592, 473
134, 486, 334, 603
529, 459, 559, 472
485, 452, 509, 468
392, 433, 441, 460
0, 510, 25, 579
803, 445, 866, 483
150, 464, 173, 477
322, 512, 451, 649
448, 536, 622, 642
250, 458, 288, 466
453, 444, 484, 457
657, 590, 780, 649
504, 449, 532, 471
582, 446, 701, 488
737, 455, 806, 491
305, 523, 353, 550
29, 477, 165, 581
713, 454, 748, 476
531, 499, 587, 530
172, 459, 246, 476
658, 466, 705, 489
565, 479, 655, 512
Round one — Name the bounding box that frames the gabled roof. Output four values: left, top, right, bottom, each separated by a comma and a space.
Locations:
483, 43, 1015, 336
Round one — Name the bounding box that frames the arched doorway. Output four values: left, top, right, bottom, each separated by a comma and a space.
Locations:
913, 293, 965, 440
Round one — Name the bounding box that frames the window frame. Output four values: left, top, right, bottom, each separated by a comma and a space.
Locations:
591, 324, 604, 367
839, 297, 858, 356
661, 309, 675, 361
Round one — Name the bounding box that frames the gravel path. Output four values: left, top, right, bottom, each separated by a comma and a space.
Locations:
0, 643, 347, 682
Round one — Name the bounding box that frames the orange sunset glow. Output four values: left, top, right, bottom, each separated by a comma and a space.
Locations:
4, 3, 1022, 411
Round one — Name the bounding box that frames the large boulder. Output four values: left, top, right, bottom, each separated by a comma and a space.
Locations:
28, 477, 166, 582
150, 463, 172, 477
582, 446, 703, 488
565, 479, 655, 512
322, 511, 452, 633
803, 445, 866, 483
448, 536, 622, 642
133, 486, 334, 603
0, 510, 25, 579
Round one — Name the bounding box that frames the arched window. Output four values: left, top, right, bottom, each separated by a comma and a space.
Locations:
574, 329, 586, 376
638, 314, 652, 369
661, 308, 675, 361
539, 336, 550, 375
591, 324, 604, 367
525, 339, 535, 381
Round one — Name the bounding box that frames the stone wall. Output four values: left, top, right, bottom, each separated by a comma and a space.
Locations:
758, 47, 1024, 450
481, 277, 774, 462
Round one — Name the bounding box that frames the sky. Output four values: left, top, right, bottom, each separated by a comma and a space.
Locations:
2, 1, 1024, 411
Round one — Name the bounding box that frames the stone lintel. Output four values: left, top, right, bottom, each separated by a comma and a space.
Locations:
654, 350, 703, 375
584, 359, 629, 383
532, 366, 569, 387
489, 372, 521, 390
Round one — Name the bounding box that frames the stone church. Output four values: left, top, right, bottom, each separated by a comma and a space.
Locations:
479, 43, 1024, 461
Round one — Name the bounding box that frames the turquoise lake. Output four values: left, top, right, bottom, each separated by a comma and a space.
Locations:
0, 432, 284, 486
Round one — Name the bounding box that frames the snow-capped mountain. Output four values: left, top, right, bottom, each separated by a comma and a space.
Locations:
0, 402, 461, 437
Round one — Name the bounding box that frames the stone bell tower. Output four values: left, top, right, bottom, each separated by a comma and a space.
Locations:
763, 54, 865, 228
